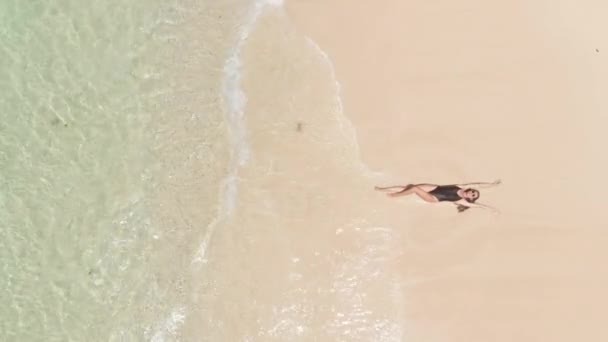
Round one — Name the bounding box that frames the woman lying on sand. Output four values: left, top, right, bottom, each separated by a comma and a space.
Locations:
375, 180, 501, 213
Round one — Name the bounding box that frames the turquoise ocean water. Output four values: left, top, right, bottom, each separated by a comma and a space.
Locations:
0, 0, 264, 340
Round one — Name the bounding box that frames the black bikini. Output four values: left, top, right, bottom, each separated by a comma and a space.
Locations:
429, 185, 462, 202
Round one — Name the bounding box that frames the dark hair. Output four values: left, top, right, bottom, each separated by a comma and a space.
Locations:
456, 188, 479, 213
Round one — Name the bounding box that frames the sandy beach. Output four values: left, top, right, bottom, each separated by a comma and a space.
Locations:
285, 0, 608, 340
6, 0, 606, 339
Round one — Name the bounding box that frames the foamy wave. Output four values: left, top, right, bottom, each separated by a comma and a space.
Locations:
151, 3, 285, 341
326, 225, 405, 341
222, 0, 284, 168
150, 307, 186, 342
191, 0, 283, 267
302, 37, 384, 181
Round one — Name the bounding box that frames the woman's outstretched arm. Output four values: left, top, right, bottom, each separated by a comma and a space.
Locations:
456, 179, 501, 189
456, 199, 500, 213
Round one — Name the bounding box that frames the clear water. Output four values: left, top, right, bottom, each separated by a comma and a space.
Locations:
0, 0, 245, 340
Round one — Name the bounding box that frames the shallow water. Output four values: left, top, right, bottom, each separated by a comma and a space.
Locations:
0, 0, 245, 339
1, 0, 407, 340
180, 7, 409, 341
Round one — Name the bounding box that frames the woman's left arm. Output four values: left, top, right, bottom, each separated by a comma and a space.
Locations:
457, 179, 501, 189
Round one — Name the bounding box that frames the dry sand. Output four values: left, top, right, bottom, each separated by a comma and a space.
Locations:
286, 0, 608, 340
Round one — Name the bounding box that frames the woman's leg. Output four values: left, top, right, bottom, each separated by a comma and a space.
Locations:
386, 184, 439, 203
385, 184, 416, 196
410, 186, 440, 202
375, 184, 414, 192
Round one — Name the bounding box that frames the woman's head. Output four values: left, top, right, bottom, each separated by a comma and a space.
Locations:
462, 188, 480, 202
457, 188, 480, 212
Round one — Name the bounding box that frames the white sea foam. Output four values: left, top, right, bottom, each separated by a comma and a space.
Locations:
219, 0, 284, 216
152, 2, 285, 340
192, 0, 283, 266
325, 224, 405, 341
222, 0, 284, 168
150, 307, 187, 342
302, 37, 384, 181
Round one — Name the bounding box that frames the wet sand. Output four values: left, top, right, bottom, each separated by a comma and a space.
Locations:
286, 0, 608, 340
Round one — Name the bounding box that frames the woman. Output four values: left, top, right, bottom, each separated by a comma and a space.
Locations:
375, 180, 501, 213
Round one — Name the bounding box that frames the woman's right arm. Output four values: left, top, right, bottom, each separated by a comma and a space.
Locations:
457, 200, 500, 213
